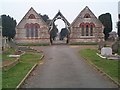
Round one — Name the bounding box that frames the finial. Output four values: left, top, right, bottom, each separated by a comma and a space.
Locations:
58, 10, 60, 12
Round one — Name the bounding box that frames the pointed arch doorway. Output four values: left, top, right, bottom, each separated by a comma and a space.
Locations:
49, 11, 70, 45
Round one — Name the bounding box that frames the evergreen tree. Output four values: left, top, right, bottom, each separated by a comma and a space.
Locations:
39, 14, 49, 22
118, 14, 120, 39
41, 14, 49, 22
50, 23, 58, 40
2, 15, 17, 41
98, 13, 113, 40
60, 28, 69, 40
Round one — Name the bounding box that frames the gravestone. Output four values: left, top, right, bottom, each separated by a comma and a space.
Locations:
2, 37, 7, 51
112, 38, 120, 53
7, 39, 18, 51
101, 47, 112, 56
98, 40, 105, 50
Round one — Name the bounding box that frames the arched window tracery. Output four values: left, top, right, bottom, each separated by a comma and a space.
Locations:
80, 22, 95, 36
28, 14, 36, 19
24, 23, 40, 38
84, 13, 91, 18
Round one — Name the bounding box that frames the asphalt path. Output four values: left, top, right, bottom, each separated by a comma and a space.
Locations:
21, 45, 117, 88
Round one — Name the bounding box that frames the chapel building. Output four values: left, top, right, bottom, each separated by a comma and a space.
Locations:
15, 7, 50, 44
15, 6, 104, 44
70, 6, 104, 43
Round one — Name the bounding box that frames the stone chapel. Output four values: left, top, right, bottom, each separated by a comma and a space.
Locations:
70, 6, 104, 43
15, 7, 50, 44
15, 6, 104, 44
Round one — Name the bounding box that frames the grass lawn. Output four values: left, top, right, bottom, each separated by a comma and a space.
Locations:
2, 48, 16, 61
18, 43, 49, 46
0, 54, 2, 62
2, 51, 42, 88
79, 49, 119, 83
118, 48, 120, 55
0, 54, 2, 90
70, 42, 97, 45
20, 52, 42, 64
0, 68, 1, 90
2, 62, 33, 88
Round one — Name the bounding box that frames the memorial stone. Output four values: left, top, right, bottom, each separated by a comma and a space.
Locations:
101, 47, 112, 56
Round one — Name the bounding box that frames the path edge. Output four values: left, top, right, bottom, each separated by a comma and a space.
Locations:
80, 55, 120, 87
15, 55, 44, 89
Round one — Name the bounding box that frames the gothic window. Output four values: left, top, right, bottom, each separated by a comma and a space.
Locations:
80, 23, 85, 36
26, 27, 30, 37
30, 23, 34, 37
90, 23, 95, 36
34, 23, 40, 37
81, 25, 84, 36
84, 13, 91, 18
28, 14, 36, 19
35, 26, 38, 37
90, 25, 93, 36
25, 23, 30, 37
80, 22, 94, 36
86, 25, 89, 36
25, 23, 40, 38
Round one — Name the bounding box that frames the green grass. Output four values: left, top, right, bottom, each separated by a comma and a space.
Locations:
2, 48, 16, 61
70, 42, 97, 45
2, 51, 42, 88
20, 52, 42, 64
17, 43, 50, 46
0, 68, 2, 90
2, 62, 33, 88
0, 54, 2, 89
0, 54, 1, 62
79, 49, 119, 83
118, 48, 120, 55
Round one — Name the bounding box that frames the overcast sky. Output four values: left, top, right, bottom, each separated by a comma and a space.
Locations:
0, 0, 119, 32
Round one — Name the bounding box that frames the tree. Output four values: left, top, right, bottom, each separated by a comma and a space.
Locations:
50, 23, 58, 40
39, 14, 49, 22
98, 13, 113, 40
2, 15, 17, 41
118, 14, 120, 20
118, 14, 120, 39
60, 28, 69, 40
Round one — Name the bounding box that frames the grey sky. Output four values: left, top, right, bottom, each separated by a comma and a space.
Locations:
118, 1, 120, 14
0, 0, 119, 32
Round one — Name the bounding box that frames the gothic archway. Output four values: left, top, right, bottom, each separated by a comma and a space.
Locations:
49, 11, 70, 44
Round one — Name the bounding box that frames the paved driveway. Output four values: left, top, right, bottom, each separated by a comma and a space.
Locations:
21, 45, 117, 88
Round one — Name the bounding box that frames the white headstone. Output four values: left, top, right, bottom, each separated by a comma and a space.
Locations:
9, 55, 20, 58
101, 47, 112, 56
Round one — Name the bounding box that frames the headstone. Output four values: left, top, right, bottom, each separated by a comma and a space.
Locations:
98, 40, 105, 50
7, 39, 18, 51
101, 47, 112, 56
112, 39, 120, 53
2, 37, 7, 50
9, 55, 20, 58
112, 42, 118, 53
